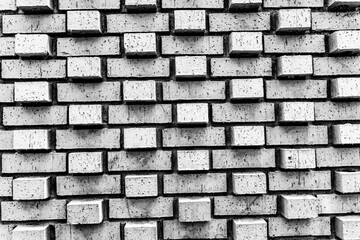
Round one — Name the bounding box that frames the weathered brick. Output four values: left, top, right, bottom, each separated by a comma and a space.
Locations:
209, 13, 270, 32
13, 177, 50, 200
13, 130, 50, 150
315, 102, 360, 121
177, 150, 209, 171
264, 0, 324, 7
125, 175, 158, 197
335, 216, 360, 239
318, 194, 360, 214
67, 57, 102, 79
69, 152, 103, 174
15, 34, 52, 57
335, 171, 360, 193
314, 57, 360, 76
312, 12, 360, 31
232, 172, 266, 195
174, 10, 206, 33
59, 0, 120, 9
264, 35, 325, 53
125, 222, 157, 240
231, 126, 265, 146
124, 128, 157, 149
328, 0, 360, 9
124, 33, 157, 56
69, 104, 102, 125
276, 9, 311, 32
279, 102, 315, 122
230, 78, 264, 100
0, 177, 12, 197
266, 126, 328, 145
211, 58, 272, 77
67, 11, 102, 34
123, 81, 156, 102
55, 222, 120, 240
280, 195, 318, 219
14, 82, 51, 103
13, 225, 50, 240
162, 0, 224, 8
331, 78, 360, 99
175, 56, 207, 78
177, 103, 208, 124
67, 200, 103, 225
280, 149, 316, 169
58, 37, 120, 56
277, 55, 313, 77
329, 31, 360, 54
266, 80, 327, 99
0, 84, 14, 103
178, 198, 211, 222
233, 219, 267, 240
125, 0, 157, 10
316, 147, 360, 167
161, 36, 223, 55
229, 32, 263, 55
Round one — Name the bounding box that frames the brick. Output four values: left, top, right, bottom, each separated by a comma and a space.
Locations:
2, 60, 66, 79
124, 128, 157, 149
269, 171, 331, 191
335, 171, 360, 193
13, 130, 50, 150
268, 217, 331, 237
1, 200, 66, 221
162, 0, 224, 8
56, 175, 121, 196
67, 57, 102, 79
67, 11, 102, 34
124, 33, 157, 56
125, 175, 158, 197
55, 222, 120, 240
312, 12, 360, 31
0, 225, 11, 240
67, 200, 103, 225
174, 10, 206, 33
266, 80, 327, 99
277, 55, 313, 77
229, 32, 263, 55
280, 149, 316, 169
3, 106, 67, 126
331, 78, 360, 99
162, 127, 225, 147
328, 0, 360, 9
178, 198, 211, 222
177, 150, 209, 171
163, 173, 227, 194
125, 222, 157, 240
209, 13, 270, 32
212, 149, 276, 169
161, 36, 223, 55
15, 34, 52, 57
233, 219, 267, 240
0, 38, 14, 57
333, 124, 360, 144
108, 151, 172, 171
0, 84, 14, 103
0, 131, 14, 150
163, 220, 227, 239
13, 177, 50, 200
276, 9, 311, 32
213, 103, 274, 123
329, 31, 360, 54
231, 126, 265, 146
13, 225, 50, 240
2, 152, 66, 173
0, 0, 15, 11
125, 0, 157, 10
264, 0, 324, 7
69, 152, 103, 174
123, 81, 156, 102
14, 82, 51, 103
232, 172, 266, 195
229, 0, 261, 9
214, 195, 277, 216
316, 147, 360, 167
230, 78, 264, 100
211, 58, 272, 77
56, 129, 120, 149
0, 177, 12, 197
69, 104, 103, 125
2, 14, 65, 34
318, 194, 360, 214
279, 102, 315, 122
107, 58, 169, 78
57, 37, 120, 56
109, 197, 173, 219
57, 82, 121, 102
264, 35, 325, 53
177, 103, 208, 124
175, 56, 207, 78
107, 13, 169, 33
59, 0, 120, 9
163, 81, 225, 101
335, 216, 360, 239
266, 126, 328, 145
16, 0, 52, 11
280, 195, 318, 219
315, 102, 360, 121
108, 104, 172, 124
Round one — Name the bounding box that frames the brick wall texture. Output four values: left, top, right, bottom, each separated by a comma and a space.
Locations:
1, 0, 360, 239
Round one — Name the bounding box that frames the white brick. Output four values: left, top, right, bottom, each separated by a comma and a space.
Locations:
67, 11, 102, 34
232, 172, 266, 195
280, 195, 319, 219
59, 0, 120, 9
177, 150, 210, 171
16, 0, 53, 11
124, 128, 157, 149
162, 0, 224, 8
277, 55, 313, 77
67, 57, 102, 79
174, 10, 206, 33
178, 198, 211, 222
280, 149, 316, 169
335, 216, 360, 239
335, 171, 360, 193
233, 219, 267, 240
231, 126, 265, 146
264, 0, 324, 7
125, 222, 157, 240
15, 34, 52, 57
67, 199, 103, 225
0, 84, 14, 103
276, 9, 311, 32
264, 35, 325, 54
230, 78, 264, 100
332, 78, 360, 99
68, 152, 103, 174
0, 177, 12, 197
125, 175, 158, 197
69, 105, 102, 125
333, 124, 360, 145
13, 177, 50, 200
329, 31, 360, 54
161, 36, 223, 55
177, 103, 208, 124
229, 0, 262, 9
279, 102, 315, 122
0, 0, 16, 11
14, 82, 51, 103
13, 130, 50, 150
328, 0, 360, 8
175, 56, 207, 78
124, 33, 157, 56
123, 81, 156, 102
125, 0, 157, 10
13, 225, 50, 240
229, 32, 263, 55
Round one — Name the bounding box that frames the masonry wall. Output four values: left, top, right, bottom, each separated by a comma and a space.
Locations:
1, 0, 360, 239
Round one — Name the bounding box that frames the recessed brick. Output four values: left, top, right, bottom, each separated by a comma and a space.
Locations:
280, 149, 316, 169
125, 222, 157, 240
178, 197, 211, 222
67, 199, 103, 225
125, 175, 158, 197
177, 103, 208, 124
68, 152, 103, 174
328, 0, 360, 9
174, 10, 206, 33
14, 82, 51, 103
124, 33, 157, 56
230, 78, 264, 100
276, 9, 311, 32
175, 56, 207, 78
232, 172, 267, 195
13, 177, 50, 200
15, 34, 52, 57
233, 219, 267, 240
69, 104, 103, 125
67, 11, 102, 34
124, 128, 157, 149
280, 195, 319, 219
231, 126, 265, 146
123, 80, 156, 102
177, 150, 210, 171
229, 32, 263, 55
67, 57, 102, 79
13, 130, 50, 150
13, 225, 50, 240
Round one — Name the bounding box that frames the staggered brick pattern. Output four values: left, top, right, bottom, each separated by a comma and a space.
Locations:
1, 0, 360, 239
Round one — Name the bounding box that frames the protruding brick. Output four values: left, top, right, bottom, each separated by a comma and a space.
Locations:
124, 128, 157, 149
67, 57, 102, 79
230, 78, 264, 100
177, 103, 208, 124
277, 55, 313, 77
67, 11, 102, 34
335, 171, 360, 193
125, 0, 157, 11
123, 81, 156, 102
229, 0, 261, 9
331, 78, 360, 99
177, 150, 210, 171
125, 175, 158, 197
13, 225, 50, 240
279, 102, 315, 122
335, 216, 360, 239
15, 34, 52, 57
313, 12, 360, 31
233, 219, 267, 240
328, 0, 360, 9
232, 172, 266, 195
276, 9, 311, 32
280, 149, 316, 169
16, 0, 53, 11
175, 56, 207, 78
125, 222, 157, 240
55, 222, 121, 240
174, 10, 206, 33
13, 177, 50, 200
13, 130, 50, 150
124, 33, 157, 56
69, 104, 102, 125
280, 195, 318, 219
178, 198, 211, 222
67, 199, 103, 225
329, 31, 360, 54
231, 126, 265, 146
229, 32, 262, 55
68, 152, 103, 174
14, 82, 51, 103
333, 124, 360, 144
